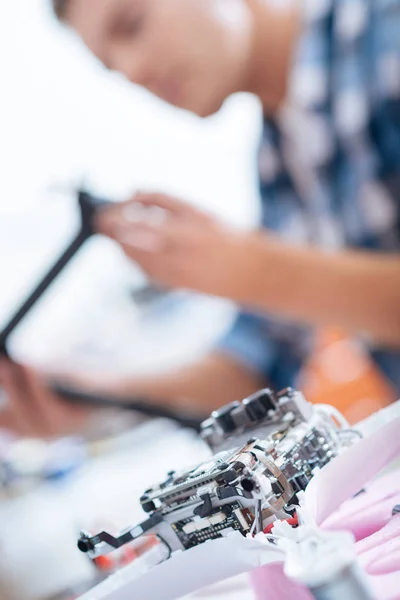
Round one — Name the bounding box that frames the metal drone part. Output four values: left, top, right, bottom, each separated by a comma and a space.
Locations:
78, 388, 350, 561
200, 388, 314, 452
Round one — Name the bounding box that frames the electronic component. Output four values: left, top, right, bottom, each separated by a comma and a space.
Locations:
77, 388, 355, 561
200, 387, 316, 452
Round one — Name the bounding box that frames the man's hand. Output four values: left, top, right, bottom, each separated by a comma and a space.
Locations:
97, 191, 400, 346
0, 360, 93, 438
96, 192, 262, 301
0, 352, 265, 439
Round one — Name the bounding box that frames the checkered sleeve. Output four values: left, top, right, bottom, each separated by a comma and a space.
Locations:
216, 312, 308, 390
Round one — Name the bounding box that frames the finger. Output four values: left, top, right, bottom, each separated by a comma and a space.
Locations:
0, 363, 37, 437
135, 192, 203, 215
18, 366, 58, 422
0, 406, 27, 436
117, 239, 184, 288
114, 221, 174, 254
122, 202, 168, 226
5, 362, 70, 438
16, 366, 93, 437
97, 193, 211, 244
94, 195, 144, 237
96, 202, 168, 242
119, 242, 162, 274
95, 203, 125, 238
9, 363, 56, 436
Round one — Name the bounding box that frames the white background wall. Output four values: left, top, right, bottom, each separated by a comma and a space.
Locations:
0, 0, 262, 375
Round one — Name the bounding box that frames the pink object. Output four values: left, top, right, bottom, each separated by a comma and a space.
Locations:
368, 548, 400, 576
249, 563, 312, 600
251, 476, 400, 600
305, 418, 400, 525
250, 416, 400, 600
321, 471, 400, 541
321, 475, 400, 600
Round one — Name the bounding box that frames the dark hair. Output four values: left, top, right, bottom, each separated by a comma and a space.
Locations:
52, 0, 68, 19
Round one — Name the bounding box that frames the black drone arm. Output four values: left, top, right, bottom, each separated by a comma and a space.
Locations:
77, 513, 164, 555
0, 190, 110, 357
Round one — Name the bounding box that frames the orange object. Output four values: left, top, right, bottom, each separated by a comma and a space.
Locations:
93, 555, 114, 571
299, 329, 396, 424
263, 513, 298, 534
93, 534, 160, 572
119, 546, 138, 566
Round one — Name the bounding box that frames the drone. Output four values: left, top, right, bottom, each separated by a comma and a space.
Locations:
77, 387, 352, 559
74, 389, 400, 600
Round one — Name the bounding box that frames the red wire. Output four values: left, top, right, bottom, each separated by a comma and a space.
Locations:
263, 512, 298, 534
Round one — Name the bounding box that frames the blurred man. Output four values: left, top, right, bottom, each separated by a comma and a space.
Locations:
0, 0, 399, 437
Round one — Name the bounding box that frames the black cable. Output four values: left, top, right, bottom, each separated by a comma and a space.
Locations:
0, 190, 105, 357
51, 382, 205, 432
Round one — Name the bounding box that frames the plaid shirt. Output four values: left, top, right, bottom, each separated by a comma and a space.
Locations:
219, 0, 400, 392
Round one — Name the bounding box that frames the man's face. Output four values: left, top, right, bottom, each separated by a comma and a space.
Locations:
66, 0, 253, 117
